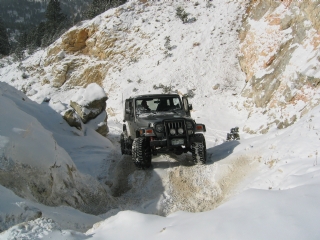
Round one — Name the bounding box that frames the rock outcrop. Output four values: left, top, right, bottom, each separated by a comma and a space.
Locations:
239, 0, 320, 133
41, 3, 143, 89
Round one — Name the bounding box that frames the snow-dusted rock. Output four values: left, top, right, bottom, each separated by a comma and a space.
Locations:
70, 83, 108, 123
62, 108, 82, 130
95, 119, 109, 137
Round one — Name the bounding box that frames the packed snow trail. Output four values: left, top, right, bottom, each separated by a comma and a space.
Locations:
103, 138, 257, 217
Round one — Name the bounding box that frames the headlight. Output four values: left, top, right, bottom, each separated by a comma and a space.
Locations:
170, 129, 176, 135
155, 124, 164, 132
177, 128, 184, 134
186, 121, 193, 129
188, 130, 194, 135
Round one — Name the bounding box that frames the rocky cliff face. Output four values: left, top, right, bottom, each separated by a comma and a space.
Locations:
41, 5, 143, 89
239, 0, 320, 133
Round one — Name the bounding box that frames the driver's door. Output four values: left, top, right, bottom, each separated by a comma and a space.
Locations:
182, 96, 192, 117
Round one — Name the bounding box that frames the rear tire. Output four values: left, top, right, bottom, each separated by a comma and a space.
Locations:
191, 134, 207, 164
120, 133, 125, 155
132, 137, 152, 169
120, 133, 132, 155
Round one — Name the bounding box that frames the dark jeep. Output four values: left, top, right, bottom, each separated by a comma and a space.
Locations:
120, 94, 206, 169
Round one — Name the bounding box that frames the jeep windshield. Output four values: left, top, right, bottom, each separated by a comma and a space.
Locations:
135, 96, 182, 114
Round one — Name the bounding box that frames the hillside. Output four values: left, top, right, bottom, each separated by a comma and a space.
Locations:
0, 0, 320, 239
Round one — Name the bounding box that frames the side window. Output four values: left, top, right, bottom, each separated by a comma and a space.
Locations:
136, 100, 142, 107
124, 99, 133, 121
135, 100, 143, 113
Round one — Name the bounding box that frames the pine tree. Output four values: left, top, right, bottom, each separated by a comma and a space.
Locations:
86, 0, 105, 19
0, 17, 10, 56
85, 0, 127, 19
18, 32, 28, 49
43, 0, 68, 47
35, 22, 46, 47
45, 0, 66, 24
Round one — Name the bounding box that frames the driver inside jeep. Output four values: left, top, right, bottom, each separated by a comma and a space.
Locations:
141, 100, 151, 111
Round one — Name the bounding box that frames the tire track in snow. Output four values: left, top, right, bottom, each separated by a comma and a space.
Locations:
108, 151, 257, 217
160, 154, 257, 215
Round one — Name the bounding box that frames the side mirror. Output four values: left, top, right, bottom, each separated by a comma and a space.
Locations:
188, 104, 193, 111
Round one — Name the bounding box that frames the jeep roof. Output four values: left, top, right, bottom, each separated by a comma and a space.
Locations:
129, 93, 180, 99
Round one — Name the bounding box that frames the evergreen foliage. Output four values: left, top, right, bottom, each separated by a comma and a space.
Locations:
0, 0, 92, 40
85, 0, 127, 19
42, 0, 68, 47
14, 0, 69, 56
0, 17, 10, 56
1, 0, 128, 56
176, 7, 189, 23
45, 0, 67, 24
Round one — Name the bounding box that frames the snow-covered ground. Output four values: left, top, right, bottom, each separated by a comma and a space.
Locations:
0, 0, 320, 239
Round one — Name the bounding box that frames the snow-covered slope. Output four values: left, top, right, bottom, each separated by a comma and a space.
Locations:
0, 0, 320, 239
0, 82, 116, 228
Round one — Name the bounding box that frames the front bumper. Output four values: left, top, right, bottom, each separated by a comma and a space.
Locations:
149, 135, 200, 148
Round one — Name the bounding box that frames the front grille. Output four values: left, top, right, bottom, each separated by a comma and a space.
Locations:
164, 120, 186, 137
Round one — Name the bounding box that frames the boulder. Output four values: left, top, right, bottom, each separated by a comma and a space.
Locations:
95, 122, 109, 137
70, 83, 108, 123
63, 109, 82, 130
95, 115, 109, 137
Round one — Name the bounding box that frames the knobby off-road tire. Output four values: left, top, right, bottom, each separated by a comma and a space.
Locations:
132, 137, 152, 169
120, 133, 125, 155
191, 134, 207, 164
120, 133, 132, 155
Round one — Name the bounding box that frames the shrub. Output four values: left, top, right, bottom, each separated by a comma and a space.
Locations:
176, 7, 189, 23
153, 83, 174, 93
193, 42, 200, 47
164, 50, 172, 58
22, 72, 29, 79
164, 36, 172, 51
164, 36, 173, 58
187, 89, 195, 98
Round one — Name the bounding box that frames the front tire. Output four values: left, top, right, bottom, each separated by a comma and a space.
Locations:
191, 134, 207, 164
132, 137, 152, 169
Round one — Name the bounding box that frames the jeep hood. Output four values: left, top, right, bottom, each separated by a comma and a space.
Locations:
136, 111, 192, 127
